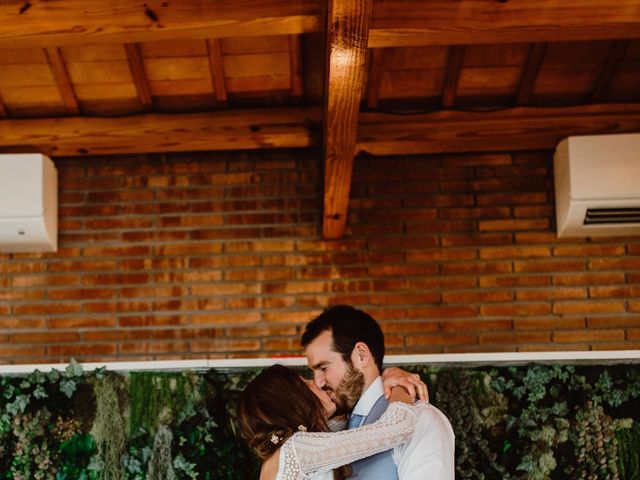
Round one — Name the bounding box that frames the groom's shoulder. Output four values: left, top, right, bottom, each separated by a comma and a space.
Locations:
413, 403, 455, 439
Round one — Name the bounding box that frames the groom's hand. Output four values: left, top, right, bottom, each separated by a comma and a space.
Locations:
381, 367, 429, 402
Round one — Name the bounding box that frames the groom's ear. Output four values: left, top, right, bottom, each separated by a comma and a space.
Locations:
351, 342, 371, 368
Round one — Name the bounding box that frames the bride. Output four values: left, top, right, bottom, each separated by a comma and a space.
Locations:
237, 364, 417, 480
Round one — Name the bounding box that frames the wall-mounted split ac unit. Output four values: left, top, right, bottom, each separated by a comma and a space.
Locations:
554, 133, 640, 238
0, 153, 58, 253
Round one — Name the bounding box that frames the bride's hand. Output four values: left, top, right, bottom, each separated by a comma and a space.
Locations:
382, 367, 429, 402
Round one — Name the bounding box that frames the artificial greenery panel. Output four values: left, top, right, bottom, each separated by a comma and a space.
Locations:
0, 361, 639, 479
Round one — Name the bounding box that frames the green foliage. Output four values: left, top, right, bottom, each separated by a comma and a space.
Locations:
617, 421, 640, 480
0, 361, 639, 479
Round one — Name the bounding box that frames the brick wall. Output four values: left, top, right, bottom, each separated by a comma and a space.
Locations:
1, 149, 639, 364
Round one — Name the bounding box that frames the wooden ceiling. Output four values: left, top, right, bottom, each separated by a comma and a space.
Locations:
1, 0, 640, 238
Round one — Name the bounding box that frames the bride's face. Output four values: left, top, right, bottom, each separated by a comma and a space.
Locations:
304, 377, 337, 417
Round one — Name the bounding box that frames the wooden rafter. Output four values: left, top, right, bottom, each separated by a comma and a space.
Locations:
366, 48, 384, 110
368, 0, 640, 47
0, 107, 321, 156
323, 0, 374, 240
591, 40, 630, 102
441, 46, 465, 109
3, 104, 639, 162
0, 0, 321, 48
206, 39, 228, 103
288, 35, 303, 99
357, 104, 640, 155
124, 43, 153, 110
44, 47, 79, 114
2, 1, 639, 49
516, 43, 547, 106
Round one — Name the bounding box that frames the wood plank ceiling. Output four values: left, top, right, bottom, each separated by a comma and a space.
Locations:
0, 0, 640, 238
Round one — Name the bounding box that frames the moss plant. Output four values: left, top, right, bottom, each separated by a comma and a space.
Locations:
91, 374, 126, 480
146, 425, 176, 480
128, 372, 196, 436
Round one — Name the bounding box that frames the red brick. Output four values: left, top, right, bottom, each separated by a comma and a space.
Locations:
514, 317, 586, 330
370, 292, 441, 305
439, 232, 513, 247
554, 272, 625, 286
480, 274, 550, 288
553, 301, 626, 315
191, 312, 261, 325
49, 344, 117, 357
553, 330, 625, 343
406, 333, 478, 346
514, 259, 585, 273
441, 319, 512, 331
587, 316, 640, 328
441, 261, 512, 275
589, 286, 640, 298
49, 317, 117, 329
407, 249, 477, 262
13, 303, 82, 316
368, 265, 439, 277
191, 339, 261, 352
515, 288, 586, 301
11, 332, 80, 343
381, 321, 441, 334
480, 246, 550, 260
480, 303, 552, 316
479, 331, 551, 344
553, 245, 626, 257
589, 258, 640, 270
442, 290, 513, 303
407, 306, 478, 318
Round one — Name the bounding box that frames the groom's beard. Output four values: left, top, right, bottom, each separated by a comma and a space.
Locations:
327, 364, 365, 416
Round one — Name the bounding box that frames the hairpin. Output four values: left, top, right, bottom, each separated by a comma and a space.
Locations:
297, 425, 307, 432
270, 433, 281, 445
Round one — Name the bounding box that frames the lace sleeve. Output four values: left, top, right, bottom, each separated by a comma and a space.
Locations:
278, 402, 416, 478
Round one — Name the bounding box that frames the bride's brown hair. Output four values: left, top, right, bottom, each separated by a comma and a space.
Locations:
237, 364, 330, 459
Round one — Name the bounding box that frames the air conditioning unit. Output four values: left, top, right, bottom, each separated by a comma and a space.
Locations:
554, 133, 640, 238
0, 153, 58, 253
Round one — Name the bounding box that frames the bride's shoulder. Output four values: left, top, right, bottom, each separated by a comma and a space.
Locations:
260, 449, 281, 480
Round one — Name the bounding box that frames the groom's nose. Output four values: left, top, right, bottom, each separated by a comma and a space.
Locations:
314, 372, 326, 389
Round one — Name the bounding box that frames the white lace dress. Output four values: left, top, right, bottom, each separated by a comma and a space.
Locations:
274, 402, 416, 480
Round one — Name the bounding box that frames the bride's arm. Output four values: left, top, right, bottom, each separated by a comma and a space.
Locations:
280, 401, 416, 476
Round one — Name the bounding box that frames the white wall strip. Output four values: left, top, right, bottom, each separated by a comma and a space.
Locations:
1, 350, 639, 375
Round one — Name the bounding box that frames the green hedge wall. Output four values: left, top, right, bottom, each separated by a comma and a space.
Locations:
1, 361, 639, 479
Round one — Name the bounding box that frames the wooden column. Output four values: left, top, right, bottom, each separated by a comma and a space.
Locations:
323, 0, 373, 239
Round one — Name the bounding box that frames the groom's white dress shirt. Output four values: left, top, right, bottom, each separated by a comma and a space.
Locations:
352, 377, 456, 480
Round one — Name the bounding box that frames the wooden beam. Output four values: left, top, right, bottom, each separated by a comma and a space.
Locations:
0, 0, 321, 48
368, 0, 640, 47
124, 43, 153, 110
323, 0, 374, 240
516, 43, 547, 106
366, 48, 384, 110
356, 104, 640, 156
206, 39, 228, 103
44, 47, 80, 114
288, 34, 303, 99
0, 107, 321, 157
3, 1, 639, 49
1, 105, 639, 158
590, 40, 630, 102
441, 46, 465, 109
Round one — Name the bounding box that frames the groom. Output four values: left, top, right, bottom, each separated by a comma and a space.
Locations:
302, 305, 455, 479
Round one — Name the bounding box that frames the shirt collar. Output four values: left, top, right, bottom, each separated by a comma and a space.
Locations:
351, 376, 384, 416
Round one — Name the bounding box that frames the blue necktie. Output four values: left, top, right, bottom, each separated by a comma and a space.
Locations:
348, 413, 365, 429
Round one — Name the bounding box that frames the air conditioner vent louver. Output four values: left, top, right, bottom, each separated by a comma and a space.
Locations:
584, 208, 640, 225
554, 133, 640, 238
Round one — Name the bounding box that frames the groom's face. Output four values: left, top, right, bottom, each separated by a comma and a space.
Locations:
305, 329, 365, 414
